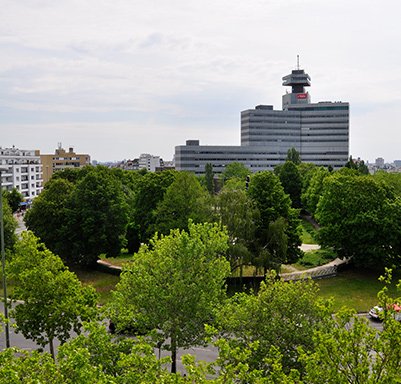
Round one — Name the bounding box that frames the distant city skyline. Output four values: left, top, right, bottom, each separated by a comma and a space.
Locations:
2, 1, 401, 163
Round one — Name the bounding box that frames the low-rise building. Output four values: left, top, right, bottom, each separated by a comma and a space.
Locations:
40, 144, 91, 184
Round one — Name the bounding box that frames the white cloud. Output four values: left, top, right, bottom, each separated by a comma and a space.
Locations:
1, 0, 401, 163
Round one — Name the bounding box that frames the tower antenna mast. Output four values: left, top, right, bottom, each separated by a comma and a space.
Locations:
297, 55, 300, 70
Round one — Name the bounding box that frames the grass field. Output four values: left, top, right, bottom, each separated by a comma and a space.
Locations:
299, 218, 318, 244
68, 266, 120, 305
3, 257, 400, 313
294, 248, 337, 269
316, 269, 400, 312
67, 263, 401, 314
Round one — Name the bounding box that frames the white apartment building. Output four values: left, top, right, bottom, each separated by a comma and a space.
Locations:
138, 153, 161, 172
0, 146, 43, 199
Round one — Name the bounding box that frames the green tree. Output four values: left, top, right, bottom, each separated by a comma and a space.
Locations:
154, 172, 214, 235
131, 170, 176, 243
221, 162, 249, 183
345, 155, 369, 175
373, 171, 401, 196
248, 171, 302, 265
286, 147, 301, 165
216, 274, 331, 375
4, 188, 23, 213
8, 232, 98, 359
204, 163, 214, 194
25, 178, 75, 258
51, 165, 92, 184
316, 174, 401, 268
253, 217, 288, 274
301, 308, 401, 383
67, 167, 129, 265
1, 193, 17, 250
218, 181, 258, 274
301, 166, 330, 215
109, 222, 230, 373
275, 161, 302, 208
297, 162, 317, 191
0, 349, 63, 383
58, 322, 185, 383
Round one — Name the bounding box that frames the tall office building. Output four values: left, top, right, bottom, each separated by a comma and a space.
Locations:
175, 67, 349, 174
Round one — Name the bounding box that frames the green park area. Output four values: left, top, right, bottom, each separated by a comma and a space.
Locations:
4, 160, 401, 380
73, 260, 397, 313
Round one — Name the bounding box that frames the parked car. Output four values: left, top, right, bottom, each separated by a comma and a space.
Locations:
369, 304, 401, 321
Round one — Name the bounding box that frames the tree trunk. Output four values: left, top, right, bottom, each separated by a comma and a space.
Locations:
171, 334, 177, 374
49, 337, 55, 361
240, 261, 243, 287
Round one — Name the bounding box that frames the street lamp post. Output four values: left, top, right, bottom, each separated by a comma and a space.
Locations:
0, 166, 10, 348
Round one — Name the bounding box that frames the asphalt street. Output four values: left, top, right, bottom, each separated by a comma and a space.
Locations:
0, 300, 383, 372
0, 301, 219, 373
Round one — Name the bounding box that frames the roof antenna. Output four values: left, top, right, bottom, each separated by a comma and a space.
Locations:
297, 54, 300, 70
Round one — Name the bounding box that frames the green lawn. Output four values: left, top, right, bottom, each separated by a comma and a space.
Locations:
69, 266, 120, 305
316, 269, 401, 312
294, 248, 337, 269
4, 260, 400, 314
299, 218, 318, 244
72, 265, 399, 314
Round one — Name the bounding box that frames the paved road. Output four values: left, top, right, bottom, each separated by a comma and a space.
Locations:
0, 301, 383, 371
0, 301, 71, 353
0, 301, 218, 372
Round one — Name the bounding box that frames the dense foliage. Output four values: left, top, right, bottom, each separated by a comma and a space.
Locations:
216, 274, 331, 375
1, 192, 17, 250
2, 270, 401, 382
109, 222, 230, 373
22, 152, 401, 272
217, 179, 258, 273
3, 188, 23, 213
316, 174, 401, 268
248, 171, 302, 270
24, 164, 304, 271
7, 151, 401, 380
275, 161, 302, 208
8, 232, 98, 358
25, 167, 129, 265
154, 172, 214, 235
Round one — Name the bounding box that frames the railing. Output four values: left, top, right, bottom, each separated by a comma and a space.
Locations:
280, 258, 350, 281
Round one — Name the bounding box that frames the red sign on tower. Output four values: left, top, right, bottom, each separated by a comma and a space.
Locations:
297, 93, 308, 99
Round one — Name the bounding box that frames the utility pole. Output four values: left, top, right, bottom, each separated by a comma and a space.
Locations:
0, 166, 10, 348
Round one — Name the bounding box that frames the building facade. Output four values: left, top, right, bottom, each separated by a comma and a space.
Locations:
0, 146, 43, 199
175, 67, 349, 174
138, 153, 161, 172
40, 144, 91, 184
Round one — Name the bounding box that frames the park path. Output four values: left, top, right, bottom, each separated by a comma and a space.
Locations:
280, 254, 349, 281
300, 243, 320, 252
280, 241, 350, 281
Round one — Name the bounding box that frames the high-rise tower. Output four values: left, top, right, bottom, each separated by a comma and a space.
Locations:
282, 69, 311, 108
175, 64, 349, 174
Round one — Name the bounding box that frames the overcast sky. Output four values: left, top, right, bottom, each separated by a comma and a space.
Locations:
1, 0, 401, 163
